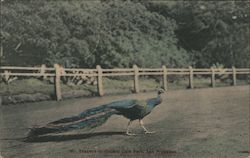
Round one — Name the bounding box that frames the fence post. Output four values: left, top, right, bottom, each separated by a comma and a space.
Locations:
54, 64, 62, 101
4, 70, 9, 82
211, 67, 215, 87
41, 64, 47, 80
96, 65, 104, 96
133, 65, 139, 93
162, 65, 167, 90
188, 66, 194, 89
232, 66, 236, 86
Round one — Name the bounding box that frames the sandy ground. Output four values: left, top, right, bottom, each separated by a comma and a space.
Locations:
0, 85, 249, 158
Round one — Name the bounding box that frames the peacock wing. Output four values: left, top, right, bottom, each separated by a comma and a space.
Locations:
107, 99, 139, 109
115, 100, 149, 120
132, 100, 148, 110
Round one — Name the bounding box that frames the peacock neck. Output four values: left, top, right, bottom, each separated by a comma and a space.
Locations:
156, 94, 162, 104
146, 93, 163, 109
151, 94, 162, 108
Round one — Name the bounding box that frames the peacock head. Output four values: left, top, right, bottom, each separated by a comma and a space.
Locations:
157, 88, 165, 95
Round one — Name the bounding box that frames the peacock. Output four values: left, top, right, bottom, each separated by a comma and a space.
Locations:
27, 88, 165, 137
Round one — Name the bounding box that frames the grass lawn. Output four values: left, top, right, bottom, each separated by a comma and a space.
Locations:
0, 76, 248, 105
1, 76, 248, 96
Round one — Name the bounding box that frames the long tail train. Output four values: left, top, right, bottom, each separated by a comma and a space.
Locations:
27, 104, 117, 138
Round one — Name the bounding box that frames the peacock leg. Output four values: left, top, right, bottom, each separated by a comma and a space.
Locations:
126, 120, 136, 136
139, 119, 155, 134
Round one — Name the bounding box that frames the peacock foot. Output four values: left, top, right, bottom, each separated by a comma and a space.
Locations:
144, 131, 156, 134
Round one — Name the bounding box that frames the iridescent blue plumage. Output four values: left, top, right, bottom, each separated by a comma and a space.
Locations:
146, 95, 163, 108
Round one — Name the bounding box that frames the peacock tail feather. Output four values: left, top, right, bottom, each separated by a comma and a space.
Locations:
27, 104, 117, 137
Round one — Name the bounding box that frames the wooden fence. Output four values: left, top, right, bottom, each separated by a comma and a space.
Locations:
0, 64, 249, 101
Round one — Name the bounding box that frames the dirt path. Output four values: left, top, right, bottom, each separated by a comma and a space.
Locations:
0, 86, 249, 158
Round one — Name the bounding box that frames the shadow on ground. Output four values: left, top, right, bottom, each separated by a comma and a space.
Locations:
23, 131, 125, 143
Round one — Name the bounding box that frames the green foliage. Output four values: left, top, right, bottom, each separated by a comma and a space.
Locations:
2, 0, 248, 68
145, 1, 249, 68
2, 0, 189, 68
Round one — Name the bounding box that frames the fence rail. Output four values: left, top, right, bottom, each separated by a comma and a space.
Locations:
0, 64, 249, 101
